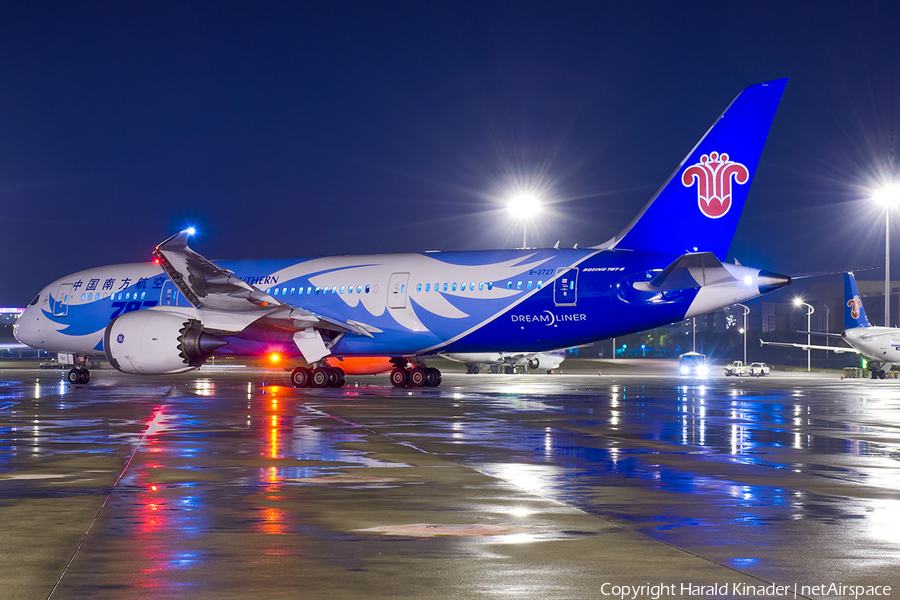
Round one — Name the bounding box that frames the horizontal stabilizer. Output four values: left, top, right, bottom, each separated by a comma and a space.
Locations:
634, 252, 735, 292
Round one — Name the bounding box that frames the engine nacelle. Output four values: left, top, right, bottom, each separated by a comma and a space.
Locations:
528, 353, 564, 371
104, 310, 227, 375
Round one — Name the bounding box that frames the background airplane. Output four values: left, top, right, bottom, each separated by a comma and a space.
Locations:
440, 350, 566, 374
761, 272, 899, 379
15, 79, 791, 388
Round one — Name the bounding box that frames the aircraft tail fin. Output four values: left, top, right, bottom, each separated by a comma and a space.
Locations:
844, 272, 871, 329
604, 78, 788, 260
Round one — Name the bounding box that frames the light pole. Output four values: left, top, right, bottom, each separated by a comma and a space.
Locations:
873, 185, 900, 327
508, 194, 541, 248
793, 298, 814, 373
692, 317, 696, 353
736, 303, 750, 364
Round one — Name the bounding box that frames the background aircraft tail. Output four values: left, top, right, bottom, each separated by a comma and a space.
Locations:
844, 272, 871, 329
606, 78, 788, 260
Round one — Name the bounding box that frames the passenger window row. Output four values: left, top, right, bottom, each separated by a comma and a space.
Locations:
263, 279, 545, 299
415, 280, 542, 293
77, 279, 543, 303
416, 281, 495, 293
506, 280, 543, 290
80, 291, 148, 302
266, 285, 373, 296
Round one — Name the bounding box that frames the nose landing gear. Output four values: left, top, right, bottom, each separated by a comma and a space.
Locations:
65, 355, 92, 384
66, 368, 91, 384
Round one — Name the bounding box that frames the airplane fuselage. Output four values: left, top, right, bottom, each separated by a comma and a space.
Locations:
15, 247, 774, 360
842, 327, 900, 365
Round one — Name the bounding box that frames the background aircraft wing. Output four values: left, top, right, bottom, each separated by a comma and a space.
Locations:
760, 339, 859, 354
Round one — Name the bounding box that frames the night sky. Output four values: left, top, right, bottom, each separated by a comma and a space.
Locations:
2, 1, 900, 306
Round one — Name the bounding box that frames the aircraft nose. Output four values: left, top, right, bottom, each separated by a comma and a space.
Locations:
13, 307, 38, 347
757, 271, 791, 294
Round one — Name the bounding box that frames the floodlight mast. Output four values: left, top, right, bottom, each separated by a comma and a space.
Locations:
508, 194, 541, 248
873, 185, 900, 327
793, 298, 814, 373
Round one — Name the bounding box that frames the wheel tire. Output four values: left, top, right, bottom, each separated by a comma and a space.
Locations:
408, 367, 427, 387
425, 367, 439, 387
327, 367, 346, 388
429, 368, 442, 387
390, 367, 408, 388
67, 369, 81, 384
291, 367, 311, 388
79, 369, 91, 384
311, 367, 331, 388
471, 365, 479, 375
880, 370, 887, 379
504, 366, 514, 374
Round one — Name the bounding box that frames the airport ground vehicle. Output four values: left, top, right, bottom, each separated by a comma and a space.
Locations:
679, 352, 709, 376
749, 362, 770, 376
725, 360, 750, 376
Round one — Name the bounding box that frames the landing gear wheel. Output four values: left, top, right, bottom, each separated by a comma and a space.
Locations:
879, 370, 887, 379
504, 365, 514, 374
327, 367, 346, 388
425, 367, 441, 387
311, 367, 331, 388
67, 369, 81, 384
79, 369, 91, 384
408, 367, 427, 387
390, 367, 409, 388
291, 367, 312, 388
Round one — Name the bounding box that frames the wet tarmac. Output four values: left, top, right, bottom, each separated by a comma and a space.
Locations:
1, 363, 899, 599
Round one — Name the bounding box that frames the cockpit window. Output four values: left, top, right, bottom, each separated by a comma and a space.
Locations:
30, 294, 40, 306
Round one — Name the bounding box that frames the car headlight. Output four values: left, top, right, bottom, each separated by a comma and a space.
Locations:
680, 366, 689, 375
697, 365, 709, 376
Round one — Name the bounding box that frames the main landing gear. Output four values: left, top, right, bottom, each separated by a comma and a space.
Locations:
869, 364, 889, 379
389, 357, 442, 388
290, 364, 346, 388
66, 356, 91, 384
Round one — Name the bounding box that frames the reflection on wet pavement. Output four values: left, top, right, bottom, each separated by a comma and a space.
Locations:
1, 370, 898, 598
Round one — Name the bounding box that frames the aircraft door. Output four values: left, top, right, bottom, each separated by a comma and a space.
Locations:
160, 280, 180, 306
387, 273, 410, 309
53, 283, 73, 316
554, 268, 578, 306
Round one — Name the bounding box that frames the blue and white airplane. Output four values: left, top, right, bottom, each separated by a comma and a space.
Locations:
15, 79, 791, 388
762, 272, 900, 379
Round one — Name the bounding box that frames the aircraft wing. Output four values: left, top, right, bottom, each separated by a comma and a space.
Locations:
760, 339, 860, 354
153, 231, 375, 362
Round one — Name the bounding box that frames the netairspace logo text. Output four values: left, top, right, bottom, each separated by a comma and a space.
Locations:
600, 582, 892, 599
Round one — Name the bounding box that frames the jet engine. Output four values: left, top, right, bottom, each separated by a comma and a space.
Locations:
104, 310, 227, 375
527, 354, 564, 371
